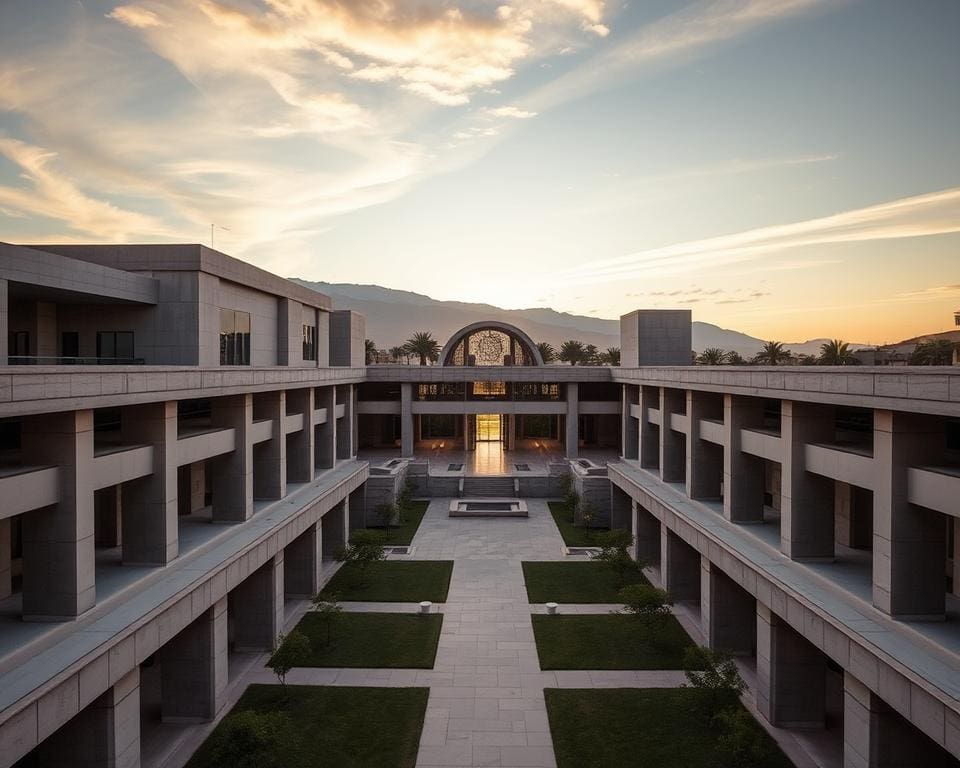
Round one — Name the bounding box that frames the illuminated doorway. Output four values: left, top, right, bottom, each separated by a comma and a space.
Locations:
476, 414, 502, 442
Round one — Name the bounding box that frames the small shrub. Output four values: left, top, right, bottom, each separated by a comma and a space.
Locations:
336, 529, 388, 586
311, 592, 343, 645
591, 529, 640, 586
268, 630, 311, 689
208, 710, 290, 768
618, 583, 670, 625
715, 706, 771, 768
396, 477, 416, 522
373, 502, 397, 528
579, 501, 598, 531
682, 646, 746, 716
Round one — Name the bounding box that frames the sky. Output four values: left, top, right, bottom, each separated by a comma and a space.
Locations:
0, 0, 958, 344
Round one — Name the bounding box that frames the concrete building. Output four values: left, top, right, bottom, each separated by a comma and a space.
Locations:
1, 242, 959, 767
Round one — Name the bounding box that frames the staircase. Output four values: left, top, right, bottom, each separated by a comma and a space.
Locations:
461, 476, 517, 497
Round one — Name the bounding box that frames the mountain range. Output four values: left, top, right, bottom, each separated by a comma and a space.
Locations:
292, 279, 867, 357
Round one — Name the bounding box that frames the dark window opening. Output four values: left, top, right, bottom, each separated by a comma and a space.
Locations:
219, 309, 251, 365
96, 331, 135, 362
302, 324, 317, 361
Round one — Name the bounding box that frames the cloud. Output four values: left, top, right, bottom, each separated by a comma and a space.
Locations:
555, 187, 960, 285
485, 105, 538, 119
106, 5, 166, 28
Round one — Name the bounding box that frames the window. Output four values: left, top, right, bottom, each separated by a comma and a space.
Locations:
302, 324, 317, 361
219, 309, 251, 365
96, 331, 134, 362
61, 331, 79, 360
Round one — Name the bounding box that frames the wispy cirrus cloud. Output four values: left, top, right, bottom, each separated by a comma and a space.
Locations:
554, 186, 960, 285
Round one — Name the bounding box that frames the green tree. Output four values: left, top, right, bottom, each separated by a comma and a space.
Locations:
389, 345, 406, 363
683, 646, 747, 715
753, 341, 791, 366
697, 347, 728, 365
559, 339, 586, 365
591, 529, 639, 586
818, 338, 858, 365
536, 341, 556, 362
396, 477, 416, 522
911, 338, 956, 365
364, 338, 378, 365
373, 502, 397, 528
403, 331, 441, 366
726, 351, 746, 365
618, 583, 671, 625
583, 343, 600, 365
208, 710, 290, 768
715, 706, 771, 768
601, 347, 621, 366
336, 529, 388, 585
268, 630, 311, 690
310, 592, 343, 646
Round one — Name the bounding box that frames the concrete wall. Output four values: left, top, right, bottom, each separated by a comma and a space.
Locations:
329, 310, 366, 367
620, 310, 692, 367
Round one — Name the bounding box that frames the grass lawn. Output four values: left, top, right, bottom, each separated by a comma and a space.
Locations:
324, 560, 453, 602
280, 611, 442, 668
187, 684, 428, 768
546, 688, 794, 768
532, 614, 697, 669
366, 501, 429, 546
548, 502, 601, 547
522, 561, 649, 603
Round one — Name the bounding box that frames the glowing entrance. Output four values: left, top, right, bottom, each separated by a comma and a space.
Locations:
476, 414, 502, 442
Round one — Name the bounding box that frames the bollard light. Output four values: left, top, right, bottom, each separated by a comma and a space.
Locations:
419, 601, 432, 615
546, 602, 558, 615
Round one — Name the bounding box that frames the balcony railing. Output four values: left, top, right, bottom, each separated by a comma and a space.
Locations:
7, 356, 146, 366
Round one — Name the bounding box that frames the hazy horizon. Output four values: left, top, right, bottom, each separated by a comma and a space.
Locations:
1, 1, 958, 343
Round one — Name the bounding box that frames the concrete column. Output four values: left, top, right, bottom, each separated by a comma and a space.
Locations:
723, 394, 767, 523
21, 409, 96, 619
781, 400, 835, 560
464, 413, 474, 451
621, 385, 639, 460
121, 401, 178, 564
639, 386, 660, 469
321, 500, 349, 559
400, 383, 414, 458
634, 502, 660, 564
38, 668, 140, 768
94, 486, 123, 548
0, 518, 11, 600
231, 555, 284, 652
253, 390, 287, 500
660, 524, 700, 602
211, 394, 253, 522
177, 462, 206, 516
659, 388, 685, 483
286, 387, 314, 483
610, 485, 632, 531
336, 385, 355, 460
756, 603, 826, 728
284, 523, 322, 598
565, 382, 579, 459
954, 519, 960, 600
686, 390, 723, 500
34, 301, 57, 358
315, 386, 337, 469
873, 410, 946, 618
506, 414, 517, 451
701, 558, 756, 656
160, 598, 228, 722
0, 278, 8, 364
348, 485, 366, 533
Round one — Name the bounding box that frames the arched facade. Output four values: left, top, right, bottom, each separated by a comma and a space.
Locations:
439, 321, 544, 367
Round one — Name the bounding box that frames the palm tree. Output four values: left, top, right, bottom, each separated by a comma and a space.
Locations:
364, 339, 377, 365
754, 341, 791, 366
536, 341, 556, 363
819, 339, 857, 366
697, 348, 727, 365
583, 344, 599, 365
910, 339, 956, 365
726, 351, 746, 365
558, 339, 586, 365
404, 332, 440, 366
601, 347, 620, 366
388, 346, 406, 363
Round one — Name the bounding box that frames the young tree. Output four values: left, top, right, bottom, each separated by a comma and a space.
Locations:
396, 477, 416, 523
578, 500, 598, 534
268, 630, 311, 690
591, 528, 639, 586
403, 332, 441, 366
373, 501, 397, 529
618, 583, 671, 625
753, 341, 791, 366
818, 338, 858, 365
682, 646, 747, 715
559, 339, 586, 365
208, 710, 290, 768
336, 529, 388, 586
311, 592, 343, 646
536, 341, 556, 363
